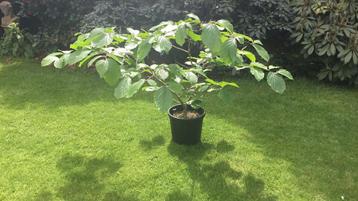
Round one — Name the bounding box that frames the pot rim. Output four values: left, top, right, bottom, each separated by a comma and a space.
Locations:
168, 104, 206, 121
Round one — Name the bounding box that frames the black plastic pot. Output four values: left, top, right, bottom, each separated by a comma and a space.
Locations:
168, 105, 206, 145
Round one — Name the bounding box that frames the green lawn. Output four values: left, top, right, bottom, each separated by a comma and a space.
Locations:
0, 60, 357, 201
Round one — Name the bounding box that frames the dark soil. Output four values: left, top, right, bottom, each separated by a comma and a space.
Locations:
173, 110, 201, 120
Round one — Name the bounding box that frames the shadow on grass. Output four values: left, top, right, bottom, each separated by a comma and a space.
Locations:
139, 135, 166, 150
167, 142, 277, 201
2, 61, 357, 199
35, 154, 138, 201
205, 83, 358, 199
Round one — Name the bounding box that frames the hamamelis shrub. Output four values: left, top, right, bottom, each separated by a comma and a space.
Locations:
42, 14, 293, 118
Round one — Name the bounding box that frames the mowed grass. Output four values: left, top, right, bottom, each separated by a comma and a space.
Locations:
0, 60, 357, 201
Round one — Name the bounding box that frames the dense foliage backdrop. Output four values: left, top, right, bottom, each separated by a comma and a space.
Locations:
1, 0, 357, 85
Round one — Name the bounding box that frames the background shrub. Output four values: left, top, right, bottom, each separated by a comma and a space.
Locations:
2, 0, 357, 86
291, 0, 358, 85
15, 0, 95, 54
12, 0, 293, 53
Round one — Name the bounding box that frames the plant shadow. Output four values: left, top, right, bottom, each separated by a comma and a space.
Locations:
34, 154, 138, 201
139, 135, 166, 150
206, 82, 358, 199
216, 140, 235, 153
167, 142, 277, 201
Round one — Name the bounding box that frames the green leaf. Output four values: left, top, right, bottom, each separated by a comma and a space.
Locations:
202, 24, 222, 54
143, 86, 160, 92
89, 28, 113, 48
186, 13, 200, 22
253, 40, 263, 45
168, 64, 183, 76
41, 54, 59, 67
344, 52, 353, 64
155, 87, 174, 112
114, 77, 132, 99
175, 24, 187, 46
157, 69, 169, 80
330, 44, 336, 55
218, 81, 239, 88
187, 30, 201, 42
353, 52, 358, 64
220, 38, 237, 64
168, 81, 184, 94
238, 50, 256, 62
137, 39, 152, 61
250, 62, 267, 70
67, 49, 91, 65
96, 59, 121, 86
153, 36, 172, 54
307, 46, 314, 55
190, 99, 202, 109
87, 55, 103, 67
147, 79, 157, 86
161, 23, 177, 34
104, 61, 121, 86
253, 44, 270, 62
95, 59, 109, 77
250, 68, 265, 81
70, 34, 90, 50
127, 28, 140, 35
234, 33, 254, 42
277, 69, 294, 80
267, 72, 286, 94
206, 79, 238, 88
184, 72, 198, 83
217, 19, 234, 33
79, 53, 98, 67
126, 79, 145, 98
54, 56, 66, 69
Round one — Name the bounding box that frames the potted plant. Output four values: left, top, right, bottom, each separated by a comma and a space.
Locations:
42, 14, 293, 145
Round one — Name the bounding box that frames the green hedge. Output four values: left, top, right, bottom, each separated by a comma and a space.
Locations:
14, 0, 292, 52
4, 0, 358, 85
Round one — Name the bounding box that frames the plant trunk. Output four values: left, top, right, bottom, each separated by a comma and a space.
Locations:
182, 104, 189, 117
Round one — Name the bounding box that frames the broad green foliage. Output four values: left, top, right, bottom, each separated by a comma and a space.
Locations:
42, 15, 292, 112
95, 58, 121, 86
155, 87, 174, 112
202, 24, 222, 54
291, 0, 358, 85
267, 72, 286, 94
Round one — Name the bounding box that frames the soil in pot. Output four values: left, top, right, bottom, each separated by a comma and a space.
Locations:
172, 109, 201, 120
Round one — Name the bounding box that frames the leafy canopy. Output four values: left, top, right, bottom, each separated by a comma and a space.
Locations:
42, 14, 293, 112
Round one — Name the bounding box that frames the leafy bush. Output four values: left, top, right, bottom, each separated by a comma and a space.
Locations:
235, 0, 293, 39
0, 22, 33, 57
79, 0, 186, 32
291, 0, 358, 85
42, 15, 293, 112
14, 0, 293, 57
16, 0, 95, 53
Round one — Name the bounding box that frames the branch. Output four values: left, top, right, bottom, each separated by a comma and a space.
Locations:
172, 45, 189, 54
150, 70, 185, 106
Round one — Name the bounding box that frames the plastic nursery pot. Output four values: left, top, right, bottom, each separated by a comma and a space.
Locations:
168, 105, 206, 145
